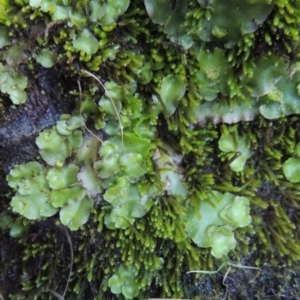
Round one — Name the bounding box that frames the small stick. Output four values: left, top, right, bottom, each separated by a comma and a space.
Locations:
187, 261, 261, 284
222, 151, 242, 171
77, 79, 103, 143
81, 69, 124, 147
62, 226, 73, 299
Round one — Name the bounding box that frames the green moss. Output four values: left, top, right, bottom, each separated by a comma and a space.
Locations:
2, 0, 300, 298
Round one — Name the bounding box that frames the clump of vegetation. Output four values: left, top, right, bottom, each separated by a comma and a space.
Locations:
1, 0, 300, 299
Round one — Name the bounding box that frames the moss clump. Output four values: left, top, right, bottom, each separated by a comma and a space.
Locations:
1, 0, 300, 299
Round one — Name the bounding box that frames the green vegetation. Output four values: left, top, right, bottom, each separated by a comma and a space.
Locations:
184, 191, 251, 258
0, 63, 27, 104
1, 0, 300, 298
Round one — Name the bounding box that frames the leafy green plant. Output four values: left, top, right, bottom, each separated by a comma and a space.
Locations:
0, 26, 10, 48
196, 0, 273, 47
152, 145, 187, 197
108, 265, 139, 299
7, 162, 58, 219
259, 70, 300, 119
241, 55, 286, 97
195, 48, 233, 101
6, 109, 156, 231
184, 191, 251, 258
3, 0, 300, 297
0, 63, 27, 104
36, 115, 83, 166
0, 212, 27, 238
99, 0, 130, 26
283, 158, 300, 183
6, 114, 94, 230
35, 48, 56, 68
72, 29, 99, 56
144, 0, 192, 48
6, 159, 94, 230
103, 177, 156, 229
218, 129, 251, 172
96, 136, 146, 180
282, 142, 300, 183
159, 75, 186, 117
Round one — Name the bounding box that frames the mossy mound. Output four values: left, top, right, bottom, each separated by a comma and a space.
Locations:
1, 0, 300, 299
